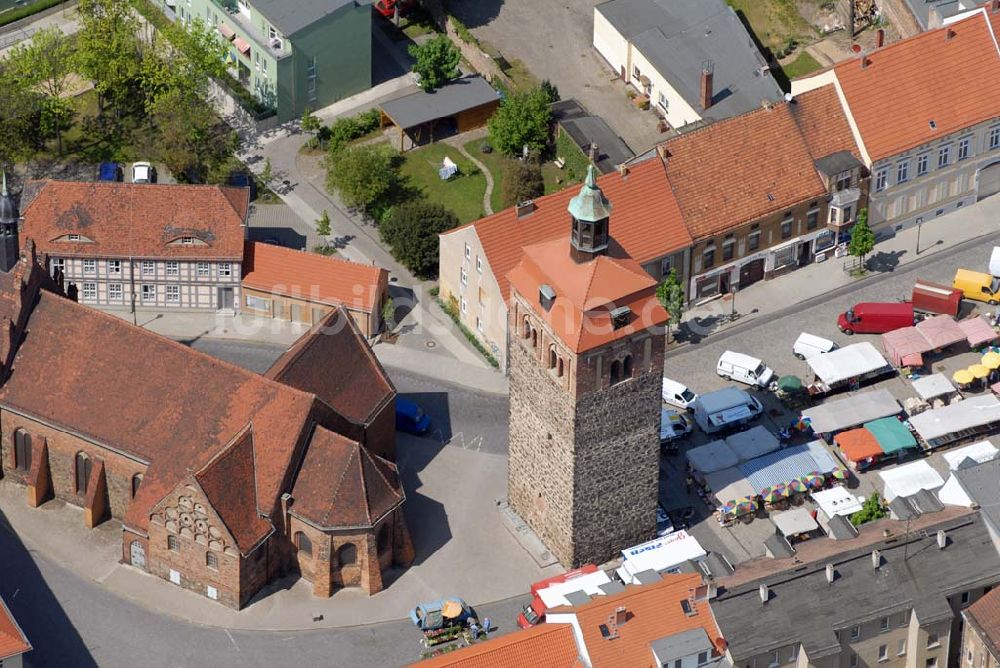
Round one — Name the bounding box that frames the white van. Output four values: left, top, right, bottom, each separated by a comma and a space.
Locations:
691, 387, 764, 434
716, 351, 774, 388
792, 333, 837, 360
662, 378, 698, 411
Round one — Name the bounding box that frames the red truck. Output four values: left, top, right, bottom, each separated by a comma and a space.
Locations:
374, 0, 415, 18
516, 565, 608, 628
911, 279, 962, 317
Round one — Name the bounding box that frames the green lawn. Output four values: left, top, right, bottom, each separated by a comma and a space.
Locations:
781, 51, 823, 79
399, 143, 488, 224
725, 0, 814, 57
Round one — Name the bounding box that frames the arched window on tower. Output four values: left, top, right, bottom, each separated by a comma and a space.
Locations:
531, 328, 538, 349
610, 359, 622, 385
623, 354, 634, 379
337, 543, 357, 566
13, 429, 31, 472
295, 531, 312, 558
131, 473, 143, 498
557, 357, 565, 378
548, 345, 557, 370
522, 316, 531, 339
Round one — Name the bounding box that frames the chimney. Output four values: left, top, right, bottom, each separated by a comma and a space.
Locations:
759, 583, 769, 604
937, 530, 947, 549
615, 606, 627, 625
515, 199, 536, 218
860, 55, 869, 70
872, 549, 881, 570
700, 60, 714, 110
825, 563, 835, 584
876, 29, 885, 48
280, 492, 293, 532
618, 163, 629, 178
655, 143, 669, 163
946, 28, 957, 41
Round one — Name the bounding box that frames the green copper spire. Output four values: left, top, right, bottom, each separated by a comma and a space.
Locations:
567, 164, 612, 222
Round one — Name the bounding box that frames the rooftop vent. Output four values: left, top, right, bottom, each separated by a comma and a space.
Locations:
937, 529, 947, 549
759, 583, 769, 605
872, 549, 881, 570
767, 193, 775, 202
825, 563, 835, 584
539, 284, 556, 311
946, 28, 957, 41
611, 305, 631, 330
615, 606, 627, 626
516, 199, 536, 218
929, 120, 937, 130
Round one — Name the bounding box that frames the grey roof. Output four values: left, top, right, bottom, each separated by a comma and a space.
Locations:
763, 534, 795, 559
954, 458, 1000, 531
888, 496, 919, 521
826, 514, 858, 540
814, 151, 864, 177
913, 489, 944, 514
250, 0, 355, 36
713, 514, 1000, 662
599, 580, 626, 595
564, 589, 593, 606
597, 0, 783, 121
702, 552, 735, 578
552, 100, 636, 174
633, 568, 663, 585
651, 628, 714, 663
380, 76, 500, 130
902, 0, 976, 30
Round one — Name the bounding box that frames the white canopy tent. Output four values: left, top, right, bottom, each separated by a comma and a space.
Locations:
909, 395, 1000, 444
807, 342, 889, 385
910, 373, 957, 401
811, 486, 863, 518
725, 426, 781, 462
686, 439, 740, 475
938, 475, 975, 507
704, 467, 755, 503
802, 389, 901, 434
771, 508, 819, 537
879, 460, 945, 502
942, 440, 999, 470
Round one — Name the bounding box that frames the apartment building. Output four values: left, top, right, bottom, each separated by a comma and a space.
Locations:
20, 181, 248, 312
713, 512, 1000, 668
792, 4, 1000, 233
160, 0, 371, 121
962, 589, 1000, 668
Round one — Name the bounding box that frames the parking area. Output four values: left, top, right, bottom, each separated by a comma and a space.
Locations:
659, 237, 1000, 565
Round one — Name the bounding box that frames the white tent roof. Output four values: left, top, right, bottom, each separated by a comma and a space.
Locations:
725, 425, 781, 462
704, 466, 755, 503
811, 486, 863, 518
909, 395, 1000, 441
802, 389, 901, 434
686, 439, 739, 474
910, 373, 957, 400
620, 530, 707, 575
879, 460, 945, 501
937, 475, 975, 507
942, 440, 999, 470
771, 508, 819, 537
807, 342, 888, 385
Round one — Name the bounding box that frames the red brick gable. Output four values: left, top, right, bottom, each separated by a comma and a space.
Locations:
0, 596, 30, 661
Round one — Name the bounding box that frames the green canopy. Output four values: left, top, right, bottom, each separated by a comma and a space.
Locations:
777, 375, 803, 393
864, 417, 917, 454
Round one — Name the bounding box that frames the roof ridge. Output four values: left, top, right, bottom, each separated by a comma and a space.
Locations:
322, 430, 358, 526
248, 241, 382, 274
357, 441, 373, 526
360, 447, 402, 521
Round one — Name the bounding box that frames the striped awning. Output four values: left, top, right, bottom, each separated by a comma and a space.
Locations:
233, 37, 251, 55
218, 22, 236, 40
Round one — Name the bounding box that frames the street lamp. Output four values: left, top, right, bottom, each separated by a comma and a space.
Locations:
915, 216, 924, 255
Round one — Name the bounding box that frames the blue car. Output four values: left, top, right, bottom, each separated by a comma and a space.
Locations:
396, 397, 431, 435
410, 597, 471, 630
98, 162, 123, 182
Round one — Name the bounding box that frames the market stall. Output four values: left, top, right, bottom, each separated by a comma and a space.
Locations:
834, 428, 882, 469
941, 440, 999, 469
882, 327, 931, 368
908, 395, 1000, 449
806, 342, 894, 395
686, 439, 740, 476
801, 389, 902, 437
739, 443, 836, 494
704, 467, 755, 507
865, 417, 918, 456
959, 315, 1000, 348
911, 373, 959, 403
725, 425, 781, 462
771, 508, 820, 542
878, 460, 945, 501
916, 314, 967, 349
811, 486, 863, 518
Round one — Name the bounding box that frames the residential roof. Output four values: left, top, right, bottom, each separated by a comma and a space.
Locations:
596, 0, 783, 121
0, 596, 30, 661
242, 241, 387, 312
833, 9, 1000, 162
448, 154, 690, 304
813, 151, 863, 177
954, 458, 1000, 532
787, 85, 862, 163
249, 0, 355, 36
713, 513, 999, 662
661, 102, 827, 239
290, 425, 404, 530
265, 308, 395, 425
966, 587, 1000, 659
507, 236, 668, 353
20, 180, 248, 260
650, 628, 713, 663
903, 0, 975, 29
380, 76, 500, 130
553, 99, 636, 172
566, 573, 724, 668
412, 622, 583, 667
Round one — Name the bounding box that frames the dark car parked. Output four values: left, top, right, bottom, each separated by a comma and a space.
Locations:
396, 397, 431, 435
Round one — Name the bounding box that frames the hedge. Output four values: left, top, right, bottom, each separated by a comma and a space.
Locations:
0, 0, 68, 29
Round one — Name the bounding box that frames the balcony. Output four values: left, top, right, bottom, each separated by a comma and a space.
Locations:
211, 0, 290, 59
829, 187, 861, 208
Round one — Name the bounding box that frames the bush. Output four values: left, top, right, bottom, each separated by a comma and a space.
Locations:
379, 201, 459, 278
850, 491, 888, 526
437, 295, 499, 368
326, 108, 382, 153
448, 15, 478, 47
502, 160, 544, 209
486, 86, 553, 157
324, 143, 399, 219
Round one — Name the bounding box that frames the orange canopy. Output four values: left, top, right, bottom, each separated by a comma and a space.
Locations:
834, 428, 882, 462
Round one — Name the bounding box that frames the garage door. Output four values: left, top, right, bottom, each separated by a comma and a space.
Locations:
979, 162, 1000, 201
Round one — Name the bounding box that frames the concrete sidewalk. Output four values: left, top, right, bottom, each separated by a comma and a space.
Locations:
683, 196, 1000, 340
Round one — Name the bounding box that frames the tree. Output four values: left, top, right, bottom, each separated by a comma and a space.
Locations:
8, 27, 76, 155
301, 108, 322, 146
0, 62, 42, 166
316, 209, 331, 236
75, 0, 144, 115
324, 143, 399, 217
847, 208, 875, 269
487, 87, 552, 156
260, 157, 273, 186
540, 79, 560, 103
850, 491, 887, 526
382, 296, 396, 333
501, 160, 544, 208
655, 268, 685, 341
379, 201, 459, 277
408, 35, 460, 92
148, 86, 237, 182
140, 18, 228, 112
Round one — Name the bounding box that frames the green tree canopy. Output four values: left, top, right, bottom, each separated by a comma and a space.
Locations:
655, 268, 685, 340
141, 18, 227, 112
408, 35, 461, 92
148, 86, 236, 182
325, 143, 400, 217
76, 0, 144, 114
848, 208, 875, 268
380, 201, 459, 277
487, 87, 552, 156
8, 27, 75, 155
316, 209, 331, 236
850, 490, 887, 526
501, 159, 544, 208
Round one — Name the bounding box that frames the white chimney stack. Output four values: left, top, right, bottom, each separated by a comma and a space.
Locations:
826, 563, 835, 584
937, 530, 947, 549
759, 583, 769, 604
872, 549, 881, 570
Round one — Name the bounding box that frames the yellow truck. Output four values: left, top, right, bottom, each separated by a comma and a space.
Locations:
953, 268, 1000, 304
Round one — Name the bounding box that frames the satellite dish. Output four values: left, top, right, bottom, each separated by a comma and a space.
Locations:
851, 43, 862, 53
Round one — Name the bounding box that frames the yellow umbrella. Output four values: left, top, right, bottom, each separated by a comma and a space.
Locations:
983, 352, 1000, 369
954, 369, 975, 384
970, 364, 991, 379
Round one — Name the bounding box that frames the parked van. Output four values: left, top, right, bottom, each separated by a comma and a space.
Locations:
953, 268, 1000, 305
716, 351, 774, 388
662, 378, 698, 411
691, 387, 764, 434
837, 302, 914, 335
793, 333, 837, 360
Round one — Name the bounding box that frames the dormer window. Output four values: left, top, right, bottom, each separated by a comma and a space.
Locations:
68, 234, 80, 241
181, 236, 195, 245
611, 305, 631, 330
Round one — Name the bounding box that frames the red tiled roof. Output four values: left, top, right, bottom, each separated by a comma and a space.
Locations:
662, 103, 827, 240
241, 242, 388, 312
413, 623, 583, 668
507, 237, 667, 353
194, 426, 273, 554
789, 85, 862, 161
265, 308, 395, 425
834, 8, 1000, 162
0, 290, 317, 535
290, 425, 404, 529
966, 587, 1000, 656
448, 157, 691, 303
20, 180, 248, 260
0, 597, 30, 661
568, 574, 724, 668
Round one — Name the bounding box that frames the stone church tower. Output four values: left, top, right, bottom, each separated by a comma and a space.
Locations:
506, 166, 667, 567
0, 173, 20, 274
